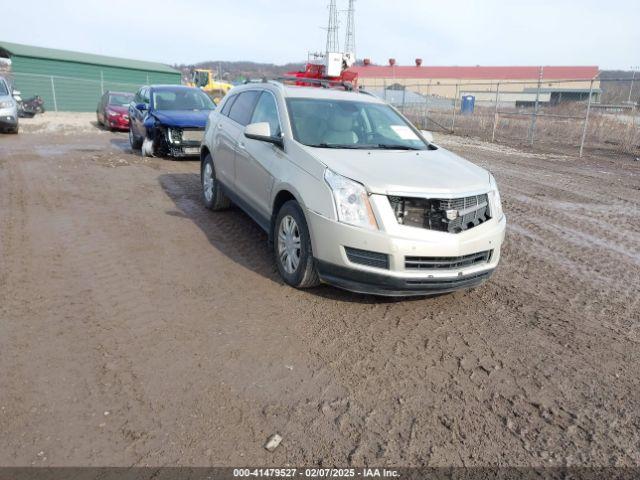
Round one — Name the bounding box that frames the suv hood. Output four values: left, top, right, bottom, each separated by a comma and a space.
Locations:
306, 147, 491, 195
150, 110, 210, 128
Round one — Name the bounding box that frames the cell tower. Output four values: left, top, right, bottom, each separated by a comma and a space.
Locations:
344, 0, 356, 58
325, 0, 340, 53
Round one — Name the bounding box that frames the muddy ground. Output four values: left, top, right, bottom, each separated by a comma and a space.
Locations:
1, 115, 639, 467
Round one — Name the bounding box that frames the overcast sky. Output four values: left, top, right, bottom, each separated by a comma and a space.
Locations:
2, 0, 638, 70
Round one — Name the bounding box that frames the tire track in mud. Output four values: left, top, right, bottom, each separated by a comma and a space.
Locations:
0, 147, 269, 465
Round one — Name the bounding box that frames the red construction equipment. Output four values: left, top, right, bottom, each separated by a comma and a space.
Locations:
284, 60, 358, 89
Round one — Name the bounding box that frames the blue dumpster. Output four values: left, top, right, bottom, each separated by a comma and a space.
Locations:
461, 95, 475, 115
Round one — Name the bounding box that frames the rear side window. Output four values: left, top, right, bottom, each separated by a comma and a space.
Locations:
220, 95, 237, 116
108, 93, 133, 106
228, 91, 260, 126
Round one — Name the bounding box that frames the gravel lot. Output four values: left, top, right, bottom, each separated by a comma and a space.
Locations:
1, 114, 639, 467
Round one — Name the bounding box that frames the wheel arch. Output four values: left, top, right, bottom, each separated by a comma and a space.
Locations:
270, 186, 307, 243
200, 145, 211, 167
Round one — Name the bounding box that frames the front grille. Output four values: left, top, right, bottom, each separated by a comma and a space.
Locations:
182, 129, 204, 142
389, 194, 491, 233
344, 247, 389, 270
405, 250, 492, 270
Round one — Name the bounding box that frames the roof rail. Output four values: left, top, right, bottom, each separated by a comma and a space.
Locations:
243, 77, 268, 84
274, 75, 358, 92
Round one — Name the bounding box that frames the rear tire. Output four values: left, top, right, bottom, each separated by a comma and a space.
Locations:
274, 200, 320, 289
129, 127, 142, 150
201, 154, 231, 210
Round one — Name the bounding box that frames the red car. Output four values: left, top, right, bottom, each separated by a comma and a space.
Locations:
96, 91, 134, 131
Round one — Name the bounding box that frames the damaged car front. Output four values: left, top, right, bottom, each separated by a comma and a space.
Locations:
128, 85, 216, 158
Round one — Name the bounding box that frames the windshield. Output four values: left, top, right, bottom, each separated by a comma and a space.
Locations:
0, 80, 8, 96
108, 93, 133, 106
152, 89, 215, 111
286, 98, 428, 150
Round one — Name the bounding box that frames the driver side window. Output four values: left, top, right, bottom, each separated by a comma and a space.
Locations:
250, 92, 281, 137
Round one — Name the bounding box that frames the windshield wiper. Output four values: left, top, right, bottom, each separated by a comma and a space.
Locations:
306, 143, 423, 150
374, 144, 423, 150
306, 143, 365, 149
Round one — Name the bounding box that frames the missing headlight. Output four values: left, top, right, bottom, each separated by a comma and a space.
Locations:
167, 128, 183, 144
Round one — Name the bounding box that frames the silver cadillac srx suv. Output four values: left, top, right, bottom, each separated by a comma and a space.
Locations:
199, 82, 506, 296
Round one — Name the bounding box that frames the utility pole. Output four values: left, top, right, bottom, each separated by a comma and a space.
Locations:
628, 66, 639, 104
528, 66, 544, 146
344, 0, 356, 58
579, 78, 595, 158
325, 0, 340, 53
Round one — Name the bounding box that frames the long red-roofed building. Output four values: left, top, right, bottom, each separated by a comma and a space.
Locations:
347, 60, 601, 105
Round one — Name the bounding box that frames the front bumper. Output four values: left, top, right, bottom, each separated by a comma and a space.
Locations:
307, 208, 506, 297
0, 107, 18, 129
107, 115, 129, 130
167, 143, 202, 157
317, 261, 495, 296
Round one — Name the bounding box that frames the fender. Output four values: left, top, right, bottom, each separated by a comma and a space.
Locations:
269, 182, 309, 244
143, 114, 157, 132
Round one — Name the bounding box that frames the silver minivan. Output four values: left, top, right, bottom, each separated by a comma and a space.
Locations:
200, 82, 505, 296
0, 76, 19, 134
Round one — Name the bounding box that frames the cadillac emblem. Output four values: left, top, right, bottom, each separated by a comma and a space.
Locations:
445, 209, 459, 221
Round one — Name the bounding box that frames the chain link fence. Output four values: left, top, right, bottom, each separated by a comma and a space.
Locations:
4, 72, 159, 112
370, 77, 640, 158
3, 70, 639, 158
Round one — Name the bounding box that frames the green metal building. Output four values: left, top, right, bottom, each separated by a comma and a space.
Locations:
0, 41, 181, 111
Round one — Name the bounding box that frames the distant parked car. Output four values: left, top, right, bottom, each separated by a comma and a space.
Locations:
0, 76, 19, 133
97, 91, 133, 130
128, 85, 215, 158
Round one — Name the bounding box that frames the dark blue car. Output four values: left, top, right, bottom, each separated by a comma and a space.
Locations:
128, 85, 216, 158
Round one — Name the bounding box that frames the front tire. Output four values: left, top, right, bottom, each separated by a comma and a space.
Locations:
274, 200, 320, 289
129, 127, 142, 150
201, 154, 231, 210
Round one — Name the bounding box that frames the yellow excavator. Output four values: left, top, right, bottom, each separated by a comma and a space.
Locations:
187, 69, 233, 103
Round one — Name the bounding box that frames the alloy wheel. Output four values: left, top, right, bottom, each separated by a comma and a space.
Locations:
277, 215, 301, 274
203, 163, 214, 202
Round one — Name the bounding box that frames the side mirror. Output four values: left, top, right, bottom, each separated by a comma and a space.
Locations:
244, 122, 283, 147
135, 103, 147, 111
12, 90, 21, 97
420, 130, 434, 143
